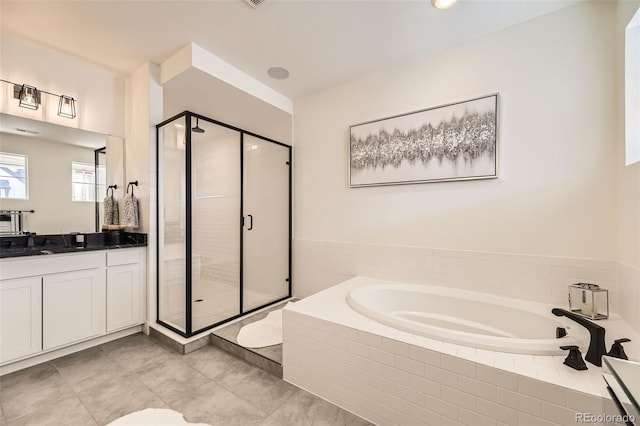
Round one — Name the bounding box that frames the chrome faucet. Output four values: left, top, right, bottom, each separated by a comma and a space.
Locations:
552, 308, 606, 367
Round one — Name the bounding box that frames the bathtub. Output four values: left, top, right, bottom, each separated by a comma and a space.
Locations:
347, 283, 590, 355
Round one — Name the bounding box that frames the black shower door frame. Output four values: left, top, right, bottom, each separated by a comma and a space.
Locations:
155, 111, 292, 338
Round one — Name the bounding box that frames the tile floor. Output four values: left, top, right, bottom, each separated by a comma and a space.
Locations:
0, 333, 372, 426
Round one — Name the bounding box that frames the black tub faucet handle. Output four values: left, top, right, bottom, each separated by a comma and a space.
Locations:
560, 345, 588, 370
607, 338, 631, 360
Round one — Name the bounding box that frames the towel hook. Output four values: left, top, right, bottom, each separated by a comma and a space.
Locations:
107, 184, 118, 197
127, 181, 139, 195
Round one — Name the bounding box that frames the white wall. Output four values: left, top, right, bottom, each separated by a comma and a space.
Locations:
0, 35, 125, 137
294, 1, 617, 261
616, 1, 640, 332
0, 134, 95, 233
617, 2, 640, 270
292, 2, 627, 309
125, 62, 163, 329
625, 7, 640, 166
124, 63, 161, 234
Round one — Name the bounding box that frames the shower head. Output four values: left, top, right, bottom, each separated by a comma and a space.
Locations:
192, 117, 205, 133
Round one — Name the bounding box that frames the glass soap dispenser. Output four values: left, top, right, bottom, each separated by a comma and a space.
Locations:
568, 283, 608, 320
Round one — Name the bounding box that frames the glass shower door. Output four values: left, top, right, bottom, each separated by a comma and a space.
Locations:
191, 121, 241, 332
242, 135, 291, 311
158, 115, 187, 333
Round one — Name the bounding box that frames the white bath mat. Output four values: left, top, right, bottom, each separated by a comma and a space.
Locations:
236, 303, 290, 348
107, 408, 210, 426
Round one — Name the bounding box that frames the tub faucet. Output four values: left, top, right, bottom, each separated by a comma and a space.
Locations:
552, 308, 606, 367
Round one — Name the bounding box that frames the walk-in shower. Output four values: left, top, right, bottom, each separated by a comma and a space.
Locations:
156, 111, 291, 337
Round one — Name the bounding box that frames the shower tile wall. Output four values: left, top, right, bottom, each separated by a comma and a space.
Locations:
293, 240, 622, 318
192, 197, 239, 286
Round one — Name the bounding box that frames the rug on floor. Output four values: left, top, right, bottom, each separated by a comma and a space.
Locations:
107, 408, 210, 426
236, 303, 291, 348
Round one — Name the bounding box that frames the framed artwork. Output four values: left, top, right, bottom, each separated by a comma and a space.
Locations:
349, 94, 498, 187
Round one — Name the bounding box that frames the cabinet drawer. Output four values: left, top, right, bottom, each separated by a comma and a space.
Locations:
107, 248, 144, 266
0, 251, 104, 280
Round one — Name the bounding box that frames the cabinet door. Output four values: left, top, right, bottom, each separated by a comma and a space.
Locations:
0, 277, 42, 363
42, 268, 106, 350
106, 263, 143, 332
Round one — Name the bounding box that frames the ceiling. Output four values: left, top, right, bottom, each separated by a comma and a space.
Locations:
0, 113, 106, 149
1, 0, 578, 100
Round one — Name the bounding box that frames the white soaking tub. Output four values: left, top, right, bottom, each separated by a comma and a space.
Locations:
347, 283, 590, 355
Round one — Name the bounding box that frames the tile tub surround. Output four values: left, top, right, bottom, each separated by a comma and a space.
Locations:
293, 240, 620, 314
283, 277, 640, 426
617, 262, 640, 334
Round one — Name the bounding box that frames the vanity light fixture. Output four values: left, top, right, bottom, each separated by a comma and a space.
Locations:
431, 0, 457, 9
18, 84, 40, 110
58, 95, 76, 119
1, 79, 78, 119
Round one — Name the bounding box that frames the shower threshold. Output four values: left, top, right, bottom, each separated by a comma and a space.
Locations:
210, 299, 296, 378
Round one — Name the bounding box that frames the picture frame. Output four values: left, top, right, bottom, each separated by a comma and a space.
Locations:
349, 94, 498, 187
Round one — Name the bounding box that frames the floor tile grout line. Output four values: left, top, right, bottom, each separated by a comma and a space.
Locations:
162, 374, 273, 425
1, 361, 99, 426
52, 351, 105, 426
60, 336, 168, 425
212, 372, 289, 419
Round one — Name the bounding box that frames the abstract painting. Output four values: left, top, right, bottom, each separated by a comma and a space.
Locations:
349, 94, 498, 187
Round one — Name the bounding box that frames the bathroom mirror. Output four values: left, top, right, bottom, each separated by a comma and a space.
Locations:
0, 113, 124, 235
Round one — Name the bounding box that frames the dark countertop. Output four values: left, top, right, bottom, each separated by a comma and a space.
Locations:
0, 232, 147, 259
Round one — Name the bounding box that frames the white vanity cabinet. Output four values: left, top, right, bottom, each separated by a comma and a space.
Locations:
0, 277, 42, 363
0, 247, 145, 366
106, 248, 144, 332
42, 268, 106, 350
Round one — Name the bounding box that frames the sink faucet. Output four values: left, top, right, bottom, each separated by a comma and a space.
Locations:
25, 232, 35, 248
552, 308, 606, 367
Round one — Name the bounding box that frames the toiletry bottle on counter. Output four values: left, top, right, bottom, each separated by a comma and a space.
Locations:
74, 233, 85, 248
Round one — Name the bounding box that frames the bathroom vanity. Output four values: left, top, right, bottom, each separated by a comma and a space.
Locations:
0, 235, 147, 372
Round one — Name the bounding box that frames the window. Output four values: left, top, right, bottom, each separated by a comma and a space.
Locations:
0, 152, 28, 199
72, 162, 105, 202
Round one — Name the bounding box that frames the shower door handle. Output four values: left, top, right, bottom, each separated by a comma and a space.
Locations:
247, 214, 253, 231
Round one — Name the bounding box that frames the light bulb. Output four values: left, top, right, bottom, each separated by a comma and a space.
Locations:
431, 0, 457, 9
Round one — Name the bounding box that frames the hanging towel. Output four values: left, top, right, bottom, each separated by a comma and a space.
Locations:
103, 194, 119, 226
122, 192, 139, 229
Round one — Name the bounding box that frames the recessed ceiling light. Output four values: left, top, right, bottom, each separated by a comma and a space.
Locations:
431, 0, 457, 9
268, 67, 290, 80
